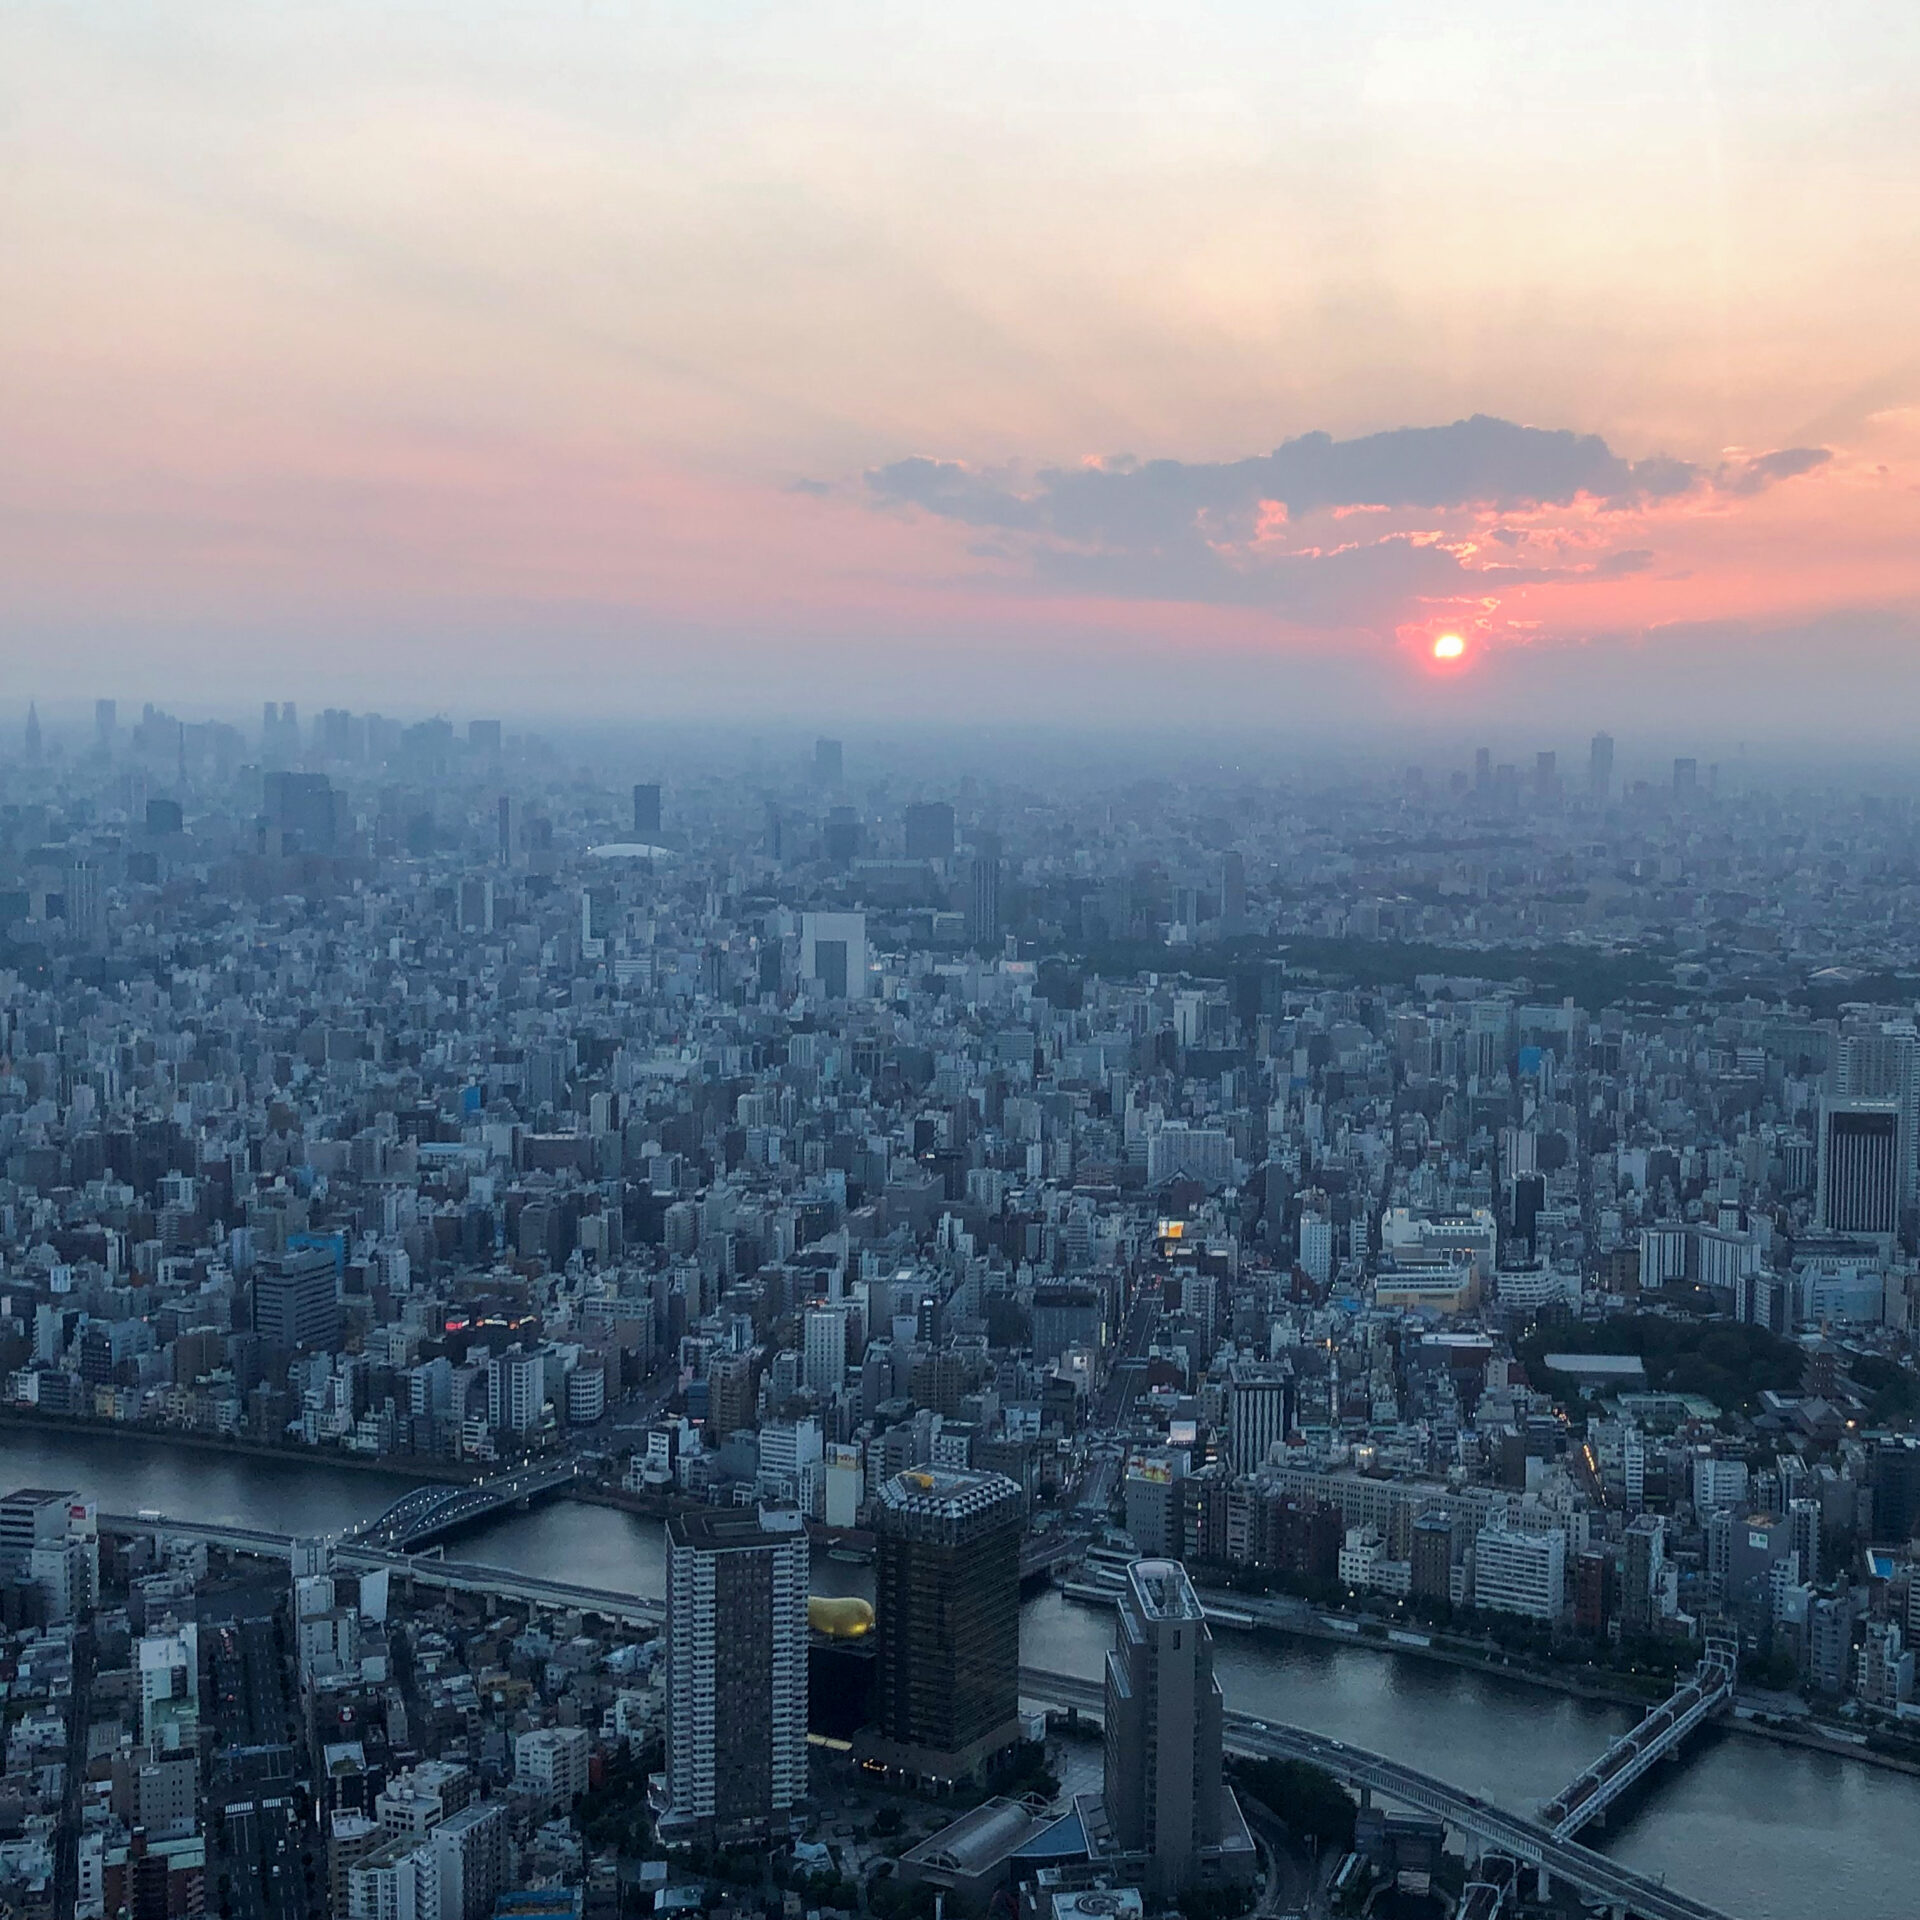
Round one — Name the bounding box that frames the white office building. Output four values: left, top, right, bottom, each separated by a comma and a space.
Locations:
800, 912, 869, 1000
1146, 1123, 1235, 1191
1471, 1522, 1567, 1620
803, 1305, 849, 1394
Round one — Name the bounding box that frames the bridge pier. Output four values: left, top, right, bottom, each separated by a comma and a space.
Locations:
1535, 1863, 1551, 1904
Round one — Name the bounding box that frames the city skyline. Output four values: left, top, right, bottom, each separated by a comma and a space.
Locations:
5, 5, 1920, 732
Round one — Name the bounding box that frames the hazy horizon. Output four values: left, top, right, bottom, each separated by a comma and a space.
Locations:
5, 4, 1918, 734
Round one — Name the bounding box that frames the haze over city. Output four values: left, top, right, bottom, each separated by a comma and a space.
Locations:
4, 3, 1919, 732
11, 13, 1920, 1920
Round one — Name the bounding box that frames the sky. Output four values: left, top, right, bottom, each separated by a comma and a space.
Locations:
4, 2, 1919, 737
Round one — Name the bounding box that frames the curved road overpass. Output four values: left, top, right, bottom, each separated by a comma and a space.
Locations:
1018, 1665, 1736, 1920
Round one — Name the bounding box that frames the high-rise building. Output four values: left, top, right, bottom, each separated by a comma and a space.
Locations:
967, 831, 1002, 948
1225, 1365, 1290, 1474
706, 1349, 761, 1440
1220, 850, 1247, 930
1103, 1558, 1244, 1897
431, 1801, 510, 1920
870, 1467, 1023, 1781
903, 801, 955, 861
1620, 1512, 1666, 1635
1872, 1438, 1920, 1545
139, 1620, 200, 1756
251, 1247, 341, 1353
814, 736, 844, 784
1471, 1520, 1566, 1619
633, 782, 662, 838
804, 1304, 849, 1395
95, 698, 118, 748
664, 1509, 809, 1835
801, 911, 868, 1000
1837, 1023, 1920, 1205
1588, 731, 1614, 798
346, 1835, 437, 1920
0, 1488, 98, 1621
262, 769, 340, 853
1410, 1509, 1459, 1604
1816, 1098, 1901, 1238
496, 794, 511, 867
487, 1348, 546, 1434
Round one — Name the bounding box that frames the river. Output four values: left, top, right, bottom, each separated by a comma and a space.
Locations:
8, 1430, 1916, 1920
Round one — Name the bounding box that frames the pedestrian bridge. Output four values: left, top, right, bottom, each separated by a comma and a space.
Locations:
1539, 1636, 1738, 1841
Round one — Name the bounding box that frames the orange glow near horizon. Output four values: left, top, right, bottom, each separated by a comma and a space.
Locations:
1432, 632, 1466, 660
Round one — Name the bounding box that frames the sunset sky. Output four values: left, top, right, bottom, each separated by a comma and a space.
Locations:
5, 3, 1918, 736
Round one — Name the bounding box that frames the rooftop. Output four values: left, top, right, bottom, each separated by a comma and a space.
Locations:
667, 1508, 804, 1553
1128, 1557, 1204, 1621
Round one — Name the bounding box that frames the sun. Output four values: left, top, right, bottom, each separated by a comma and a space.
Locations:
1432, 632, 1466, 661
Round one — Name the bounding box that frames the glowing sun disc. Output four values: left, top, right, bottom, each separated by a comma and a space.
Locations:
1432, 633, 1466, 660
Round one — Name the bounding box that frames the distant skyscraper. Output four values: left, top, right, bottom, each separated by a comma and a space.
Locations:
633, 782, 662, 838
903, 800, 955, 861
814, 736, 843, 785
66, 858, 99, 943
95, 699, 117, 749
664, 1508, 808, 1835
1673, 756, 1698, 797
1220, 850, 1247, 930
263, 770, 339, 854
1817, 1099, 1901, 1238
1104, 1559, 1232, 1896
870, 1467, 1023, 1781
824, 805, 862, 865
496, 795, 511, 867
1473, 746, 1490, 791
24, 703, 41, 761
967, 831, 1002, 949
1588, 731, 1614, 798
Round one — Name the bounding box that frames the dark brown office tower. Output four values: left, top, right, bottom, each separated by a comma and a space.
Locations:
868, 1467, 1022, 1783
706, 1349, 760, 1440
1411, 1508, 1457, 1603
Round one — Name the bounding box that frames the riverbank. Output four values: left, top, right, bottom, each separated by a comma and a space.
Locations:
0, 1407, 473, 1483
1183, 1587, 1666, 1710
1183, 1586, 1920, 1784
